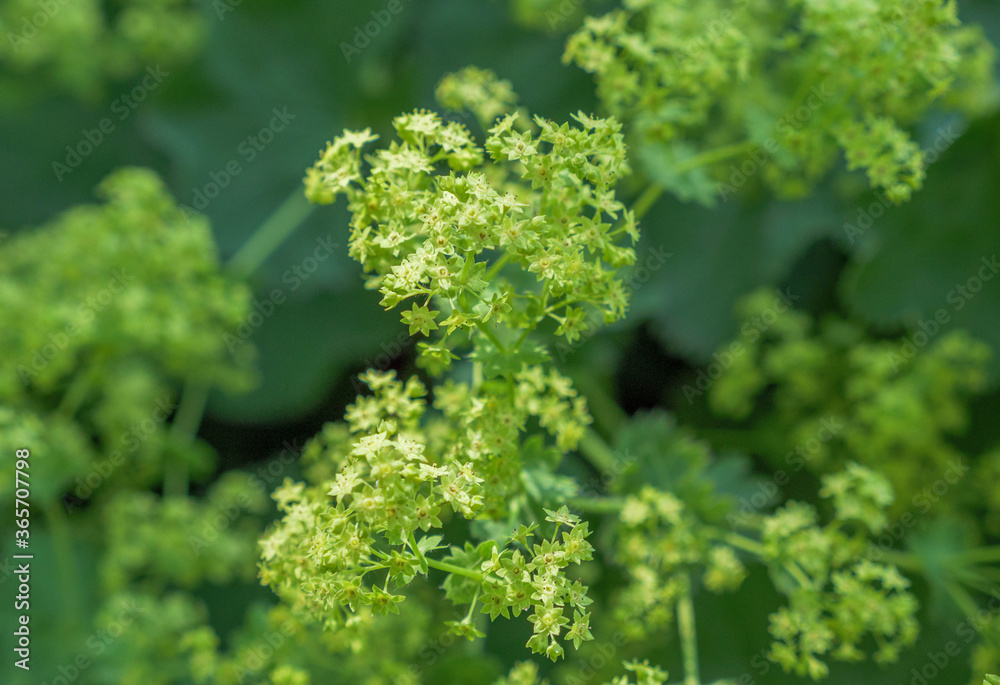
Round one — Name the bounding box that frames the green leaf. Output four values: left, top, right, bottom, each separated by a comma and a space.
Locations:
637, 141, 718, 207
840, 113, 1000, 380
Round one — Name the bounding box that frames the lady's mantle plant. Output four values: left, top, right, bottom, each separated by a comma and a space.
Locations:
565, 0, 997, 203
4, 0, 997, 682
258, 69, 923, 680
262, 71, 635, 661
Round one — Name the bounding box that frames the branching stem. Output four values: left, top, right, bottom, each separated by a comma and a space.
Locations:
426, 558, 485, 583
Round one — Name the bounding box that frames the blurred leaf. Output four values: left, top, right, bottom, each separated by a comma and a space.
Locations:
637, 141, 718, 206
839, 113, 1000, 379
209, 288, 402, 423
630, 192, 841, 361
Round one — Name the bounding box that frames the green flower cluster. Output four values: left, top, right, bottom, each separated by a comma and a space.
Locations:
1, 168, 252, 396
258, 368, 595, 660
101, 472, 269, 591
761, 503, 918, 675
0, 170, 373, 685
88, 592, 212, 685
177, 600, 431, 685
435, 65, 520, 131
505, 0, 593, 33
0, 0, 204, 101
605, 413, 918, 679
258, 72, 651, 662
0, 169, 252, 507
564, 0, 997, 203
706, 288, 991, 513
494, 659, 668, 685
77, 588, 426, 685
304, 68, 637, 373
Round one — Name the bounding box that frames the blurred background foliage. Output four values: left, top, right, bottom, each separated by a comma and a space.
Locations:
2, 0, 1000, 683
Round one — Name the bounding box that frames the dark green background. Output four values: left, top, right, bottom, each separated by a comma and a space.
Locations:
3, 0, 1000, 683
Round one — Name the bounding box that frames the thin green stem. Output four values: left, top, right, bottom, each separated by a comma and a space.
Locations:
512, 326, 533, 351
408, 531, 427, 568
464, 586, 481, 622
881, 550, 923, 573
719, 532, 766, 557
784, 562, 813, 589
953, 567, 1000, 594
459, 252, 477, 285
571, 372, 627, 436
674, 140, 756, 173
609, 184, 663, 237
965, 567, 1000, 585
475, 321, 506, 352
953, 546, 1000, 564
544, 297, 575, 315
472, 361, 484, 393
719, 531, 811, 588
630, 183, 664, 222
165, 381, 210, 498
226, 190, 316, 279
484, 253, 512, 282
576, 428, 620, 474
945, 580, 982, 619
361, 562, 390, 572
568, 496, 627, 514
426, 558, 485, 583
677, 575, 702, 685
